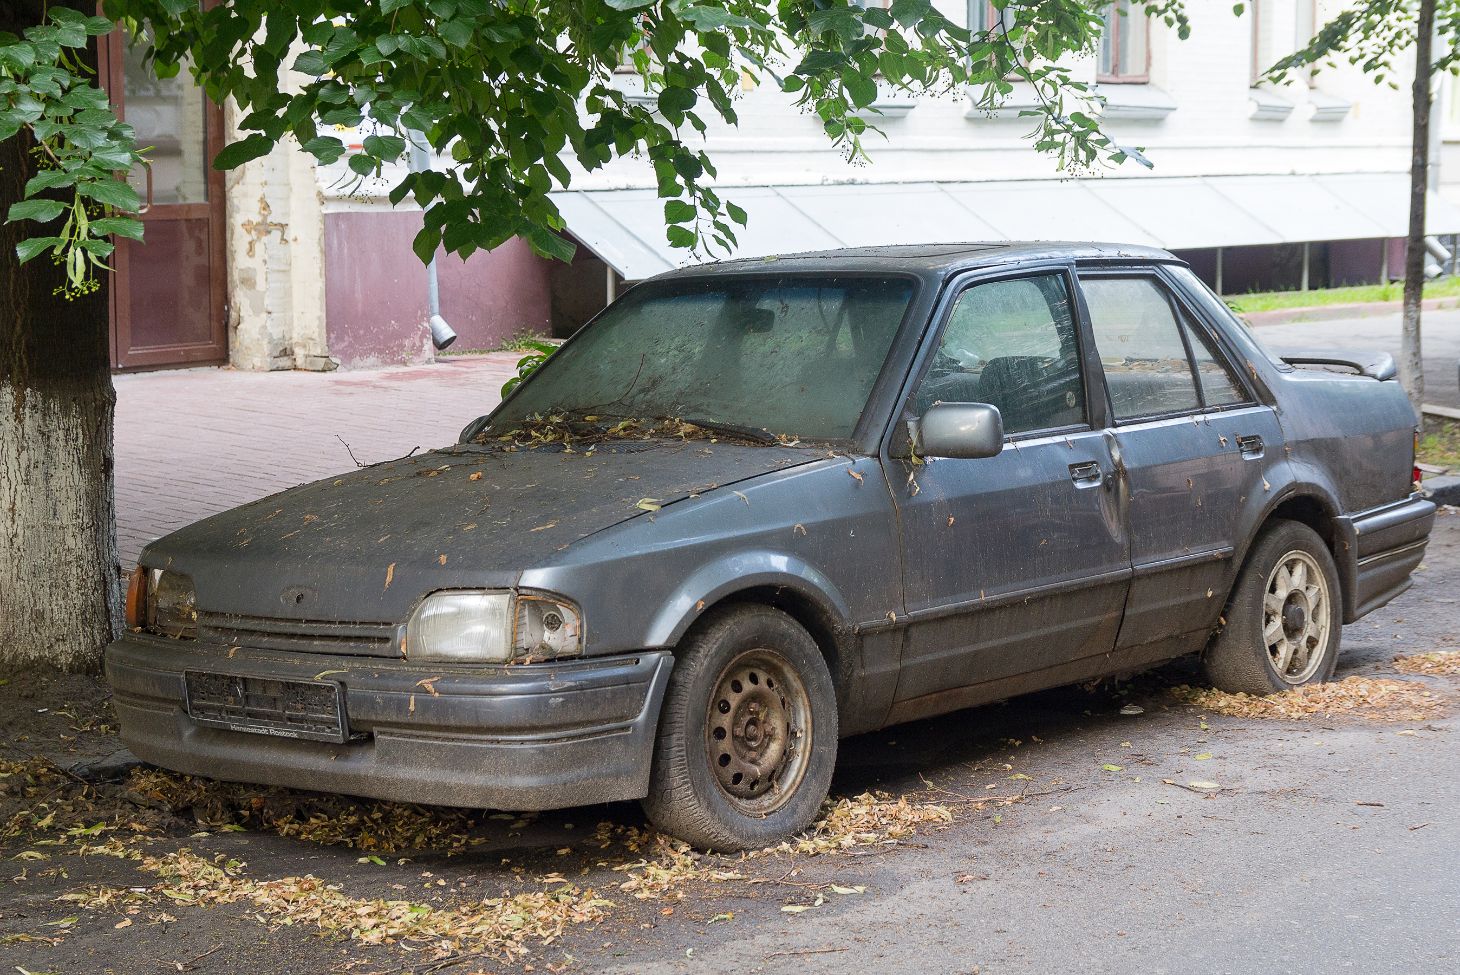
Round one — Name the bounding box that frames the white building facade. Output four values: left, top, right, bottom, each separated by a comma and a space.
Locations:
106, 1, 1460, 371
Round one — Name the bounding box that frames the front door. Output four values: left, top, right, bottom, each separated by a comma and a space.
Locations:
886, 267, 1131, 721
1078, 270, 1284, 653
100, 29, 227, 369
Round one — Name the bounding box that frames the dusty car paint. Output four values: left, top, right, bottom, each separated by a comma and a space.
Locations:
105, 243, 1435, 811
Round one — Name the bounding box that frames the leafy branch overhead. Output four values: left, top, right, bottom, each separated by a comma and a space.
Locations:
1, 7, 143, 297
1256, 0, 1460, 84
10, 1, 1193, 290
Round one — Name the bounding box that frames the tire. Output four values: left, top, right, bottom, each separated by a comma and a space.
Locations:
1202, 519, 1343, 695
641, 604, 838, 851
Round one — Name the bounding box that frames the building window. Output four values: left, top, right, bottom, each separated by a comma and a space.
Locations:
1098, 1, 1149, 84
969, 1, 1016, 36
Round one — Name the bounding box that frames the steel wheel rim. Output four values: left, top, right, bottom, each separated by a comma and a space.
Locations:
704, 648, 812, 815
1263, 549, 1331, 684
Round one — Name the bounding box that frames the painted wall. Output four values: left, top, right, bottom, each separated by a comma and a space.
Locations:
323, 211, 552, 368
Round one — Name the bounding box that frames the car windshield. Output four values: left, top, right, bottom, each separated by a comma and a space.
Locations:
485, 274, 916, 443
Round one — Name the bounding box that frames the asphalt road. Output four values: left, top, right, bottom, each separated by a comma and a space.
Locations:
1253, 306, 1460, 409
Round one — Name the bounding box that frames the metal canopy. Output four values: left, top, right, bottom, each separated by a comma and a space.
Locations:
552, 173, 1460, 281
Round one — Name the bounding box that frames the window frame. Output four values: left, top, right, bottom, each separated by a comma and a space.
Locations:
1097, 0, 1151, 85
1076, 269, 1258, 426
898, 262, 1100, 444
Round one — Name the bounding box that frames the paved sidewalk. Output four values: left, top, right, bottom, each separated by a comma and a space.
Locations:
114, 353, 519, 565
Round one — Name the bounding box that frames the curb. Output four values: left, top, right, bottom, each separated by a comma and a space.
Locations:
1240, 296, 1460, 327
1422, 474, 1460, 508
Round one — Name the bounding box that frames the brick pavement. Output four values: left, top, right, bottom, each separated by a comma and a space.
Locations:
113, 353, 520, 566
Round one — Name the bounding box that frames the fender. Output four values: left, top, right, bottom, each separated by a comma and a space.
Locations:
642, 549, 854, 651
1234, 475, 1352, 612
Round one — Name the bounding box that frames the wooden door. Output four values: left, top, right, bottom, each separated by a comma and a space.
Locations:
100, 30, 227, 370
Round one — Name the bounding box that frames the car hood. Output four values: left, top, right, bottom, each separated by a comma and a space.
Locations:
144, 441, 820, 622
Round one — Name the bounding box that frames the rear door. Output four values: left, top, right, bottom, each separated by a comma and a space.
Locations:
885, 266, 1130, 715
1078, 269, 1285, 653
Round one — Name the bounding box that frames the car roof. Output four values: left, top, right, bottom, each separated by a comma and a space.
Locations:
656, 241, 1180, 283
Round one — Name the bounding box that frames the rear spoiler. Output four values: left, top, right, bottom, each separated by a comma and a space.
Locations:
1273, 348, 1397, 382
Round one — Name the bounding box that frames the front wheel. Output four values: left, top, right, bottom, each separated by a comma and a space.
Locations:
1203, 520, 1342, 695
641, 605, 837, 851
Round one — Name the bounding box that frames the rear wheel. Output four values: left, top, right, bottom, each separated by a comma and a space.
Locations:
642, 605, 837, 851
1203, 520, 1342, 695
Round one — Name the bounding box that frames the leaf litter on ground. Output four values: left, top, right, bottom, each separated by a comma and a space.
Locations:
1392, 650, 1460, 677
1171, 676, 1445, 722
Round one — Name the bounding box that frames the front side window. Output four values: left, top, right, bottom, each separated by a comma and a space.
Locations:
488, 275, 915, 443
1183, 319, 1248, 407
1098, 0, 1150, 83
913, 273, 1086, 436
1083, 276, 1201, 420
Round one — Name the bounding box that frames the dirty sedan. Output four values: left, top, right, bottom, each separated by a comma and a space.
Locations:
106, 243, 1435, 850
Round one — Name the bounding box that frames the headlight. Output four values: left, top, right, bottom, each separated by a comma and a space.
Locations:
126, 567, 197, 638
405, 590, 583, 664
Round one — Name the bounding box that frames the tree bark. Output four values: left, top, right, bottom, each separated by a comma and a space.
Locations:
1401, 0, 1437, 415
0, 3, 123, 673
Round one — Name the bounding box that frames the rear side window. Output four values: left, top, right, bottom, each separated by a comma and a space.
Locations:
1182, 319, 1248, 406
913, 273, 1086, 435
1083, 277, 1201, 420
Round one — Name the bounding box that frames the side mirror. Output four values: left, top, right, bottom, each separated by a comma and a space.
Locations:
914, 402, 1004, 459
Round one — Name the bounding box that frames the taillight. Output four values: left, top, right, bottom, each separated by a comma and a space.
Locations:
1413, 429, 1422, 490
124, 566, 147, 628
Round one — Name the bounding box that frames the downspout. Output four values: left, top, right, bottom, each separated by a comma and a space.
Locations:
409, 133, 456, 351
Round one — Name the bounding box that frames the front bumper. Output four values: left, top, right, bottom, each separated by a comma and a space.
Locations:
105, 634, 673, 811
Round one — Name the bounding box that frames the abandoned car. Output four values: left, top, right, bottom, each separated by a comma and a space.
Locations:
106, 243, 1435, 850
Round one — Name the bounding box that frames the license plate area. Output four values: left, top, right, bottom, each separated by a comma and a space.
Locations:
184, 672, 348, 743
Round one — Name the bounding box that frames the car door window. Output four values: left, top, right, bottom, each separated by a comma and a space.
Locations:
913, 273, 1086, 435
1083, 277, 1202, 421
1182, 318, 1249, 407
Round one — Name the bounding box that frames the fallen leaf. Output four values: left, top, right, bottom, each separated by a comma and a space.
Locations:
1194, 753, 1213, 761
437, 554, 448, 566
384, 563, 396, 590
847, 469, 864, 484
313, 670, 348, 681
468, 471, 483, 481
416, 677, 442, 697
636, 498, 662, 512
1102, 763, 1123, 772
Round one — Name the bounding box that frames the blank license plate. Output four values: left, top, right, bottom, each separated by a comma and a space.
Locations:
184, 671, 348, 743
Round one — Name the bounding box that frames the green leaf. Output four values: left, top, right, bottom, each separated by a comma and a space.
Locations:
15, 235, 62, 262
845, 73, 878, 109
24, 169, 75, 195
7, 198, 65, 223
663, 199, 696, 224
91, 216, 145, 241
213, 134, 275, 170
78, 178, 141, 212
348, 153, 376, 176
382, 0, 414, 11
362, 133, 407, 159
657, 86, 697, 120
604, 0, 656, 9
292, 50, 329, 75
726, 201, 747, 226
665, 224, 696, 249
301, 136, 347, 163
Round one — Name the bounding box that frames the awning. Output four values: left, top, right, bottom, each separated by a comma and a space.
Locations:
553, 173, 1460, 281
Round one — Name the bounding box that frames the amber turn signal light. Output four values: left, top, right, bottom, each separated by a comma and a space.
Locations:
124, 565, 147, 629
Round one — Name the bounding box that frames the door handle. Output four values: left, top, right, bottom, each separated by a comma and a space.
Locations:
1069, 460, 1103, 486
1237, 434, 1264, 458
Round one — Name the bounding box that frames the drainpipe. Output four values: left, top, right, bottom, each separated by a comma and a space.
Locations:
408, 133, 456, 351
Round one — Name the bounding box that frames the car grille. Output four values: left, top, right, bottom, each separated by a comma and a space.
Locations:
197, 613, 401, 658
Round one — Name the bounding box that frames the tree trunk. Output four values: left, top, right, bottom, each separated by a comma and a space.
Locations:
0, 5, 123, 673
1400, 0, 1437, 415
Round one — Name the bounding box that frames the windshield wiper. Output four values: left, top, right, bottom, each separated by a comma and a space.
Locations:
679, 416, 779, 444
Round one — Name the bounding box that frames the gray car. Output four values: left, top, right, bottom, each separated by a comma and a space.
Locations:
106, 243, 1435, 850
